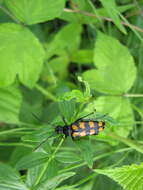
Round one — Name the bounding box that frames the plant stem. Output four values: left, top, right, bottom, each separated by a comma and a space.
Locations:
0, 127, 31, 136
0, 142, 33, 148
64, 8, 143, 33
124, 93, 143, 97
131, 104, 143, 118
34, 137, 65, 186
35, 84, 57, 102
0, 5, 21, 24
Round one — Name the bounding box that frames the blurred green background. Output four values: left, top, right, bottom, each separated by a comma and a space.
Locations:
0, 0, 143, 190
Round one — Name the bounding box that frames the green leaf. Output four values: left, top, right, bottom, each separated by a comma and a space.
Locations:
21, 124, 54, 153
94, 163, 143, 190
16, 152, 49, 170
42, 102, 60, 124
26, 165, 43, 188
58, 99, 77, 124
58, 94, 90, 124
75, 138, 94, 168
35, 172, 75, 190
5, 0, 66, 25
94, 96, 134, 140
100, 0, 126, 34
19, 87, 43, 124
45, 23, 82, 59
0, 85, 22, 123
0, 163, 20, 182
0, 163, 28, 190
83, 32, 137, 94
26, 159, 59, 188
0, 23, 45, 87
56, 151, 82, 163
70, 49, 93, 64
43, 55, 69, 82
10, 147, 32, 166
59, 90, 86, 102
98, 4, 135, 19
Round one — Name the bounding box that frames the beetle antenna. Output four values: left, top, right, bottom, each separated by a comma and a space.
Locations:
33, 134, 58, 151
76, 109, 96, 122
61, 116, 68, 125
32, 112, 52, 125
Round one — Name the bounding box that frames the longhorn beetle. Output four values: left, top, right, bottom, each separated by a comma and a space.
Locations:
56, 112, 105, 138
33, 111, 106, 150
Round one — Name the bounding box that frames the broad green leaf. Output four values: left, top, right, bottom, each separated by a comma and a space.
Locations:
0, 85, 22, 123
42, 55, 69, 83
59, 90, 86, 102
45, 23, 82, 59
75, 138, 94, 168
58, 95, 89, 124
35, 172, 75, 190
0, 23, 45, 87
94, 163, 143, 190
26, 159, 59, 187
0, 163, 20, 181
94, 96, 134, 139
100, 0, 126, 34
26, 165, 43, 188
5, 0, 66, 25
43, 159, 60, 180
19, 87, 43, 124
0, 163, 28, 190
16, 152, 49, 170
83, 32, 137, 94
56, 151, 82, 163
58, 99, 77, 124
10, 147, 32, 166
47, 56, 69, 80
71, 49, 93, 64
42, 102, 60, 124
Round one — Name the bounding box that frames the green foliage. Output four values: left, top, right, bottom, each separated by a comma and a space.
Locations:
83, 32, 137, 94
34, 172, 75, 190
16, 152, 49, 170
0, 0, 143, 190
95, 163, 143, 190
75, 138, 94, 168
100, 0, 127, 34
70, 49, 93, 64
0, 163, 29, 190
45, 23, 82, 59
59, 1, 134, 25
0, 23, 45, 87
94, 96, 134, 140
5, 0, 66, 25
0, 85, 22, 123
